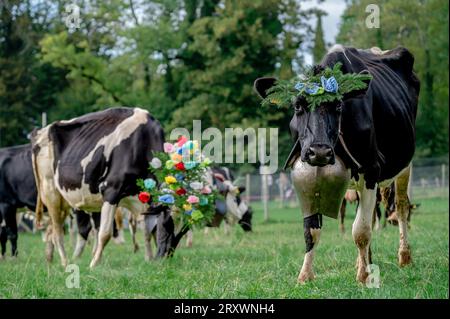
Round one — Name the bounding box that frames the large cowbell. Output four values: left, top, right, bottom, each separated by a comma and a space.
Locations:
291, 156, 350, 219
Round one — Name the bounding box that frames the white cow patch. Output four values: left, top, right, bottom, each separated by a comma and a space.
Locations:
55, 108, 150, 211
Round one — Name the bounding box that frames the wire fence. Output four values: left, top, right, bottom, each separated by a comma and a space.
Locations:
233, 156, 449, 208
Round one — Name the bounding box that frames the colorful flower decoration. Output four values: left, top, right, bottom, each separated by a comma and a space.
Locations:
138, 191, 151, 203
187, 195, 200, 204
164, 143, 175, 153
144, 178, 156, 189
159, 194, 175, 204
261, 62, 372, 110
136, 137, 219, 226
321, 76, 339, 93
150, 157, 162, 169
165, 176, 177, 184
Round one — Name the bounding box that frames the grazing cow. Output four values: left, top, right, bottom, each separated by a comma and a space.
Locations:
31, 107, 165, 267
0, 144, 38, 258
148, 166, 253, 257
254, 45, 420, 283
380, 183, 417, 226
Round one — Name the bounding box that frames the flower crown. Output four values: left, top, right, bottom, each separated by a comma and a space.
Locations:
261, 62, 372, 110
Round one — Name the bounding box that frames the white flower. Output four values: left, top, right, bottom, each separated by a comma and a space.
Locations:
190, 182, 204, 190
150, 157, 162, 169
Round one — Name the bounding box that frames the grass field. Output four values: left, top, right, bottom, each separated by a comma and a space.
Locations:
0, 197, 448, 299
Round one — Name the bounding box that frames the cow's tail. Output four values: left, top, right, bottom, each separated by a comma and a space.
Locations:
30, 141, 44, 228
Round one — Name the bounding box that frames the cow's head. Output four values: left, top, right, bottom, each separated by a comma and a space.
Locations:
210, 173, 253, 232
254, 65, 371, 167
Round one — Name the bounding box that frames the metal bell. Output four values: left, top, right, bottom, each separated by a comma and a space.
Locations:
291, 155, 351, 219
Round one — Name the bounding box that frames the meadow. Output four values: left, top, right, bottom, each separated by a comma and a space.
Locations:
0, 197, 448, 299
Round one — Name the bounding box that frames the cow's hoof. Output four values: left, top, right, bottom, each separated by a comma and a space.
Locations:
398, 249, 411, 267
356, 268, 369, 284
297, 270, 315, 283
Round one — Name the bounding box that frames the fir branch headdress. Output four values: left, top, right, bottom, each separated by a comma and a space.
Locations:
261, 63, 372, 110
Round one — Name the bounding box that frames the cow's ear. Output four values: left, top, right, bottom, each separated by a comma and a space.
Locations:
254, 77, 277, 99
342, 77, 371, 101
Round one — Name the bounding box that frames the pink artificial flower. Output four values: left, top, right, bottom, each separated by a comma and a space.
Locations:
201, 186, 212, 194
186, 195, 199, 204
177, 136, 188, 147
164, 142, 175, 153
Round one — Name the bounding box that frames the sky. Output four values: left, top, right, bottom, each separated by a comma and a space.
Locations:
301, 0, 347, 65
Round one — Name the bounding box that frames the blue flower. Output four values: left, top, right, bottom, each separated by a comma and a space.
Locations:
158, 194, 175, 204
184, 161, 197, 170
321, 76, 339, 93
184, 210, 192, 216
144, 178, 156, 190
199, 197, 208, 206
294, 82, 305, 91
175, 173, 185, 182
304, 83, 321, 95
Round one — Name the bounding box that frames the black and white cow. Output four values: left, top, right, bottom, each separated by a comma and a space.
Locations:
254, 45, 420, 283
31, 107, 165, 267
0, 144, 38, 258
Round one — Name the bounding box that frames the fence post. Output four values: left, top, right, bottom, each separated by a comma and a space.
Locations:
260, 166, 269, 222
246, 173, 250, 203
442, 164, 446, 188
42, 112, 47, 127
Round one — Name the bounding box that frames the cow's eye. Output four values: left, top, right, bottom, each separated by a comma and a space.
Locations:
294, 104, 304, 115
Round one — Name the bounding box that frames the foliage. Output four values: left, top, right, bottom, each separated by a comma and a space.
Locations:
336, 0, 449, 157
261, 63, 372, 110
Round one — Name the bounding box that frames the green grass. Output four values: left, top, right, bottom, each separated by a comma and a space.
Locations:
0, 197, 448, 298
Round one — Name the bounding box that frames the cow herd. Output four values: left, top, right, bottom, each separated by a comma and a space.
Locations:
1, 45, 420, 285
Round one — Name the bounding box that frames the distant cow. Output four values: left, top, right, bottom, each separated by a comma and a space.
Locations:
0, 144, 37, 258
31, 107, 165, 267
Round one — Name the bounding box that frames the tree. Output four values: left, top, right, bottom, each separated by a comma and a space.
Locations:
337, 0, 449, 157
312, 11, 327, 64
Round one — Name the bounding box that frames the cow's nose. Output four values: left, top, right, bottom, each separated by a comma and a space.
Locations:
307, 145, 334, 166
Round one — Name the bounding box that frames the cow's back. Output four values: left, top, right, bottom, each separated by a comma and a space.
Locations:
0, 144, 37, 210
32, 107, 165, 210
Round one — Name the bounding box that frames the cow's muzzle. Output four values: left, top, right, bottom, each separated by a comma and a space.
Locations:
305, 144, 335, 166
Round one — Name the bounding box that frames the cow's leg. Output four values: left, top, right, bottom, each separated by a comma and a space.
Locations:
52, 209, 69, 267
298, 213, 322, 283
128, 213, 139, 253
91, 212, 100, 256
4, 205, 18, 257
0, 208, 7, 258
143, 214, 157, 261
44, 224, 54, 262
73, 210, 92, 259
113, 209, 125, 244
90, 202, 116, 268
339, 199, 346, 233
395, 167, 412, 266
352, 185, 377, 284
185, 230, 193, 248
